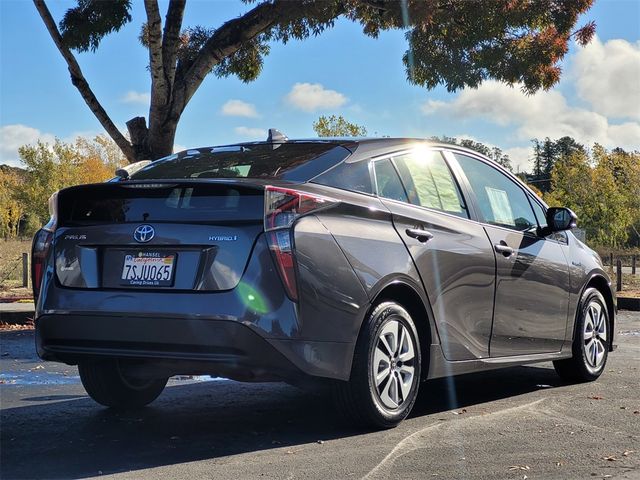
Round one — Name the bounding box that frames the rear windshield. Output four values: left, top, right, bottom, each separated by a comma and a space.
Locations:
58, 183, 264, 225
130, 143, 350, 182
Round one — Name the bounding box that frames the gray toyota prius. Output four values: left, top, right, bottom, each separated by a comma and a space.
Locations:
32, 135, 615, 428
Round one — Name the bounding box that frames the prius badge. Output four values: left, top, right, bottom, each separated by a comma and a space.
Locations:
133, 224, 155, 243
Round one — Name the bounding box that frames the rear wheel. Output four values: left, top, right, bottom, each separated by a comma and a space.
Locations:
333, 301, 422, 429
553, 288, 609, 382
79, 359, 168, 409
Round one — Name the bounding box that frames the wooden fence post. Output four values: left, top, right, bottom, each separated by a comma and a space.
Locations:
609, 253, 614, 267
633, 255, 637, 275
22, 253, 28, 288
616, 259, 622, 292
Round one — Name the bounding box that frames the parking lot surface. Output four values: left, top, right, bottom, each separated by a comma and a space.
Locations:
1, 312, 639, 480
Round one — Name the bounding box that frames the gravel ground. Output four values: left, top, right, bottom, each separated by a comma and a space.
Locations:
1, 312, 639, 480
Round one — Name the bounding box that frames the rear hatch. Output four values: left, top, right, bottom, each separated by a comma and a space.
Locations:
54, 181, 264, 291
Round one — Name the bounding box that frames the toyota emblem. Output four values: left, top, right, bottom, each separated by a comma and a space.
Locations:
133, 224, 155, 243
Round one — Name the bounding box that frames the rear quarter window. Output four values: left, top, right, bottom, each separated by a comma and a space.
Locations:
312, 160, 373, 194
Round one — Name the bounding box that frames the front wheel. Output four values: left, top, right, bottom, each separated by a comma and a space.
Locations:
553, 288, 610, 382
79, 359, 168, 409
333, 301, 422, 429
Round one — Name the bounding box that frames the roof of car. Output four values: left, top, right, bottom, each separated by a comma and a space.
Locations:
211, 137, 485, 162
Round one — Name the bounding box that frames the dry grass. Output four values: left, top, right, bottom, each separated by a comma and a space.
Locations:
615, 272, 640, 299
0, 239, 32, 295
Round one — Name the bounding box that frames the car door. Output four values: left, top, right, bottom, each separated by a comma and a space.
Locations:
373, 149, 496, 361
448, 151, 571, 356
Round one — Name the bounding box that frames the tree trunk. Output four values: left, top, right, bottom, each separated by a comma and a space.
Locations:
126, 116, 177, 161
149, 119, 178, 159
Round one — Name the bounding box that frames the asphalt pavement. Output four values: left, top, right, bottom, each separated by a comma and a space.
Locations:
1, 312, 639, 480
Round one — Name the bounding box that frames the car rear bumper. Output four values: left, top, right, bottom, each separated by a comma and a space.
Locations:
35, 313, 353, 382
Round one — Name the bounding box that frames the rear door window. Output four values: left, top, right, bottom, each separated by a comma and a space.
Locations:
393, 150, 468, 218
374, 159, 408, 202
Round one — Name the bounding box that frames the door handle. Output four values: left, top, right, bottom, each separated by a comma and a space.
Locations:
406, 228, 434, 243
494, 242, 514, 257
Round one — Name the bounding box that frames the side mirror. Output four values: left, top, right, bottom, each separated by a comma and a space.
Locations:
546, 207, 577, 232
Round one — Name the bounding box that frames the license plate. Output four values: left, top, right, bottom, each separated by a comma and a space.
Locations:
120, 252, 176, 287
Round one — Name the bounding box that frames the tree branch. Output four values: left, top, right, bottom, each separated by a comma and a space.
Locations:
172, 0, 294, 117
144, 0, 167, 113
162, 0, 186, 90
32, 0, 136, 163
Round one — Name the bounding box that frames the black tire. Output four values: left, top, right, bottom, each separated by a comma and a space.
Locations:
78, 359, 168, 409
333, 301, 422, 429
553, 288, 610, 383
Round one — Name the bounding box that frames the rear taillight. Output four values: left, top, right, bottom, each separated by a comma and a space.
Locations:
31, 229, 53, 303
264, 186, 335, 301
31, 192, 58, 302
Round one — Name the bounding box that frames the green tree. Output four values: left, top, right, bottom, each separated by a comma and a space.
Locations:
530, 136, 585, 192
531, 139, 544, 177
0, 169, 24, 239
34, 0, 596, 163
592, 144, 640, 245
545, 148, 635, 247
313, 115, 367, 137
555, 136, 585, 160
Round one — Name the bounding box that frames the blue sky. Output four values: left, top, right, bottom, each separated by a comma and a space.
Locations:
1, 0, 639, 172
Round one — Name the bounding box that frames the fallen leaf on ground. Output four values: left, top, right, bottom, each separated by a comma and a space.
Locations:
508, 465, 530, 471
623, 450, 634, 457
602, 455, 617, 461
588, 395, 604, 400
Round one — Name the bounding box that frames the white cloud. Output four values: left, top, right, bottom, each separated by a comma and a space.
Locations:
234, 126, 267, 138
421, 80, 640, 152
0, 124, 56, 166
420, 37, 640, 155
503, 146, 533, 173
121, 90, 151, 105
0, 125, 114, 167
285, 82, 347, 112
221, 99, 259, 118
571, 37, 640, 120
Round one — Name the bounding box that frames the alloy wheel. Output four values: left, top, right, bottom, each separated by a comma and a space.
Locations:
371, 319, 417, 410
583, 300, 607, 369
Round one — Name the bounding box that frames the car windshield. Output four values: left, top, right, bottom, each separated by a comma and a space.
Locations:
130, 142, 349, 182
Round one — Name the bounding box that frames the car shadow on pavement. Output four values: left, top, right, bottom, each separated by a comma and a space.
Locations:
1, 365, 562, 479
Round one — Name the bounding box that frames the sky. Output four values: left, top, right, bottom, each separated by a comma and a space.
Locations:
1, 0, 639, 172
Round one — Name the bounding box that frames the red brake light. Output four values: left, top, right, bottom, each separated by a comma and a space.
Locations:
31, 191, 58, 302
31, 229, 53, 303
264, 186, 335, 301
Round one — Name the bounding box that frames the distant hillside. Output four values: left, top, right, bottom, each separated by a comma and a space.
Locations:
0, 164, 27, 180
